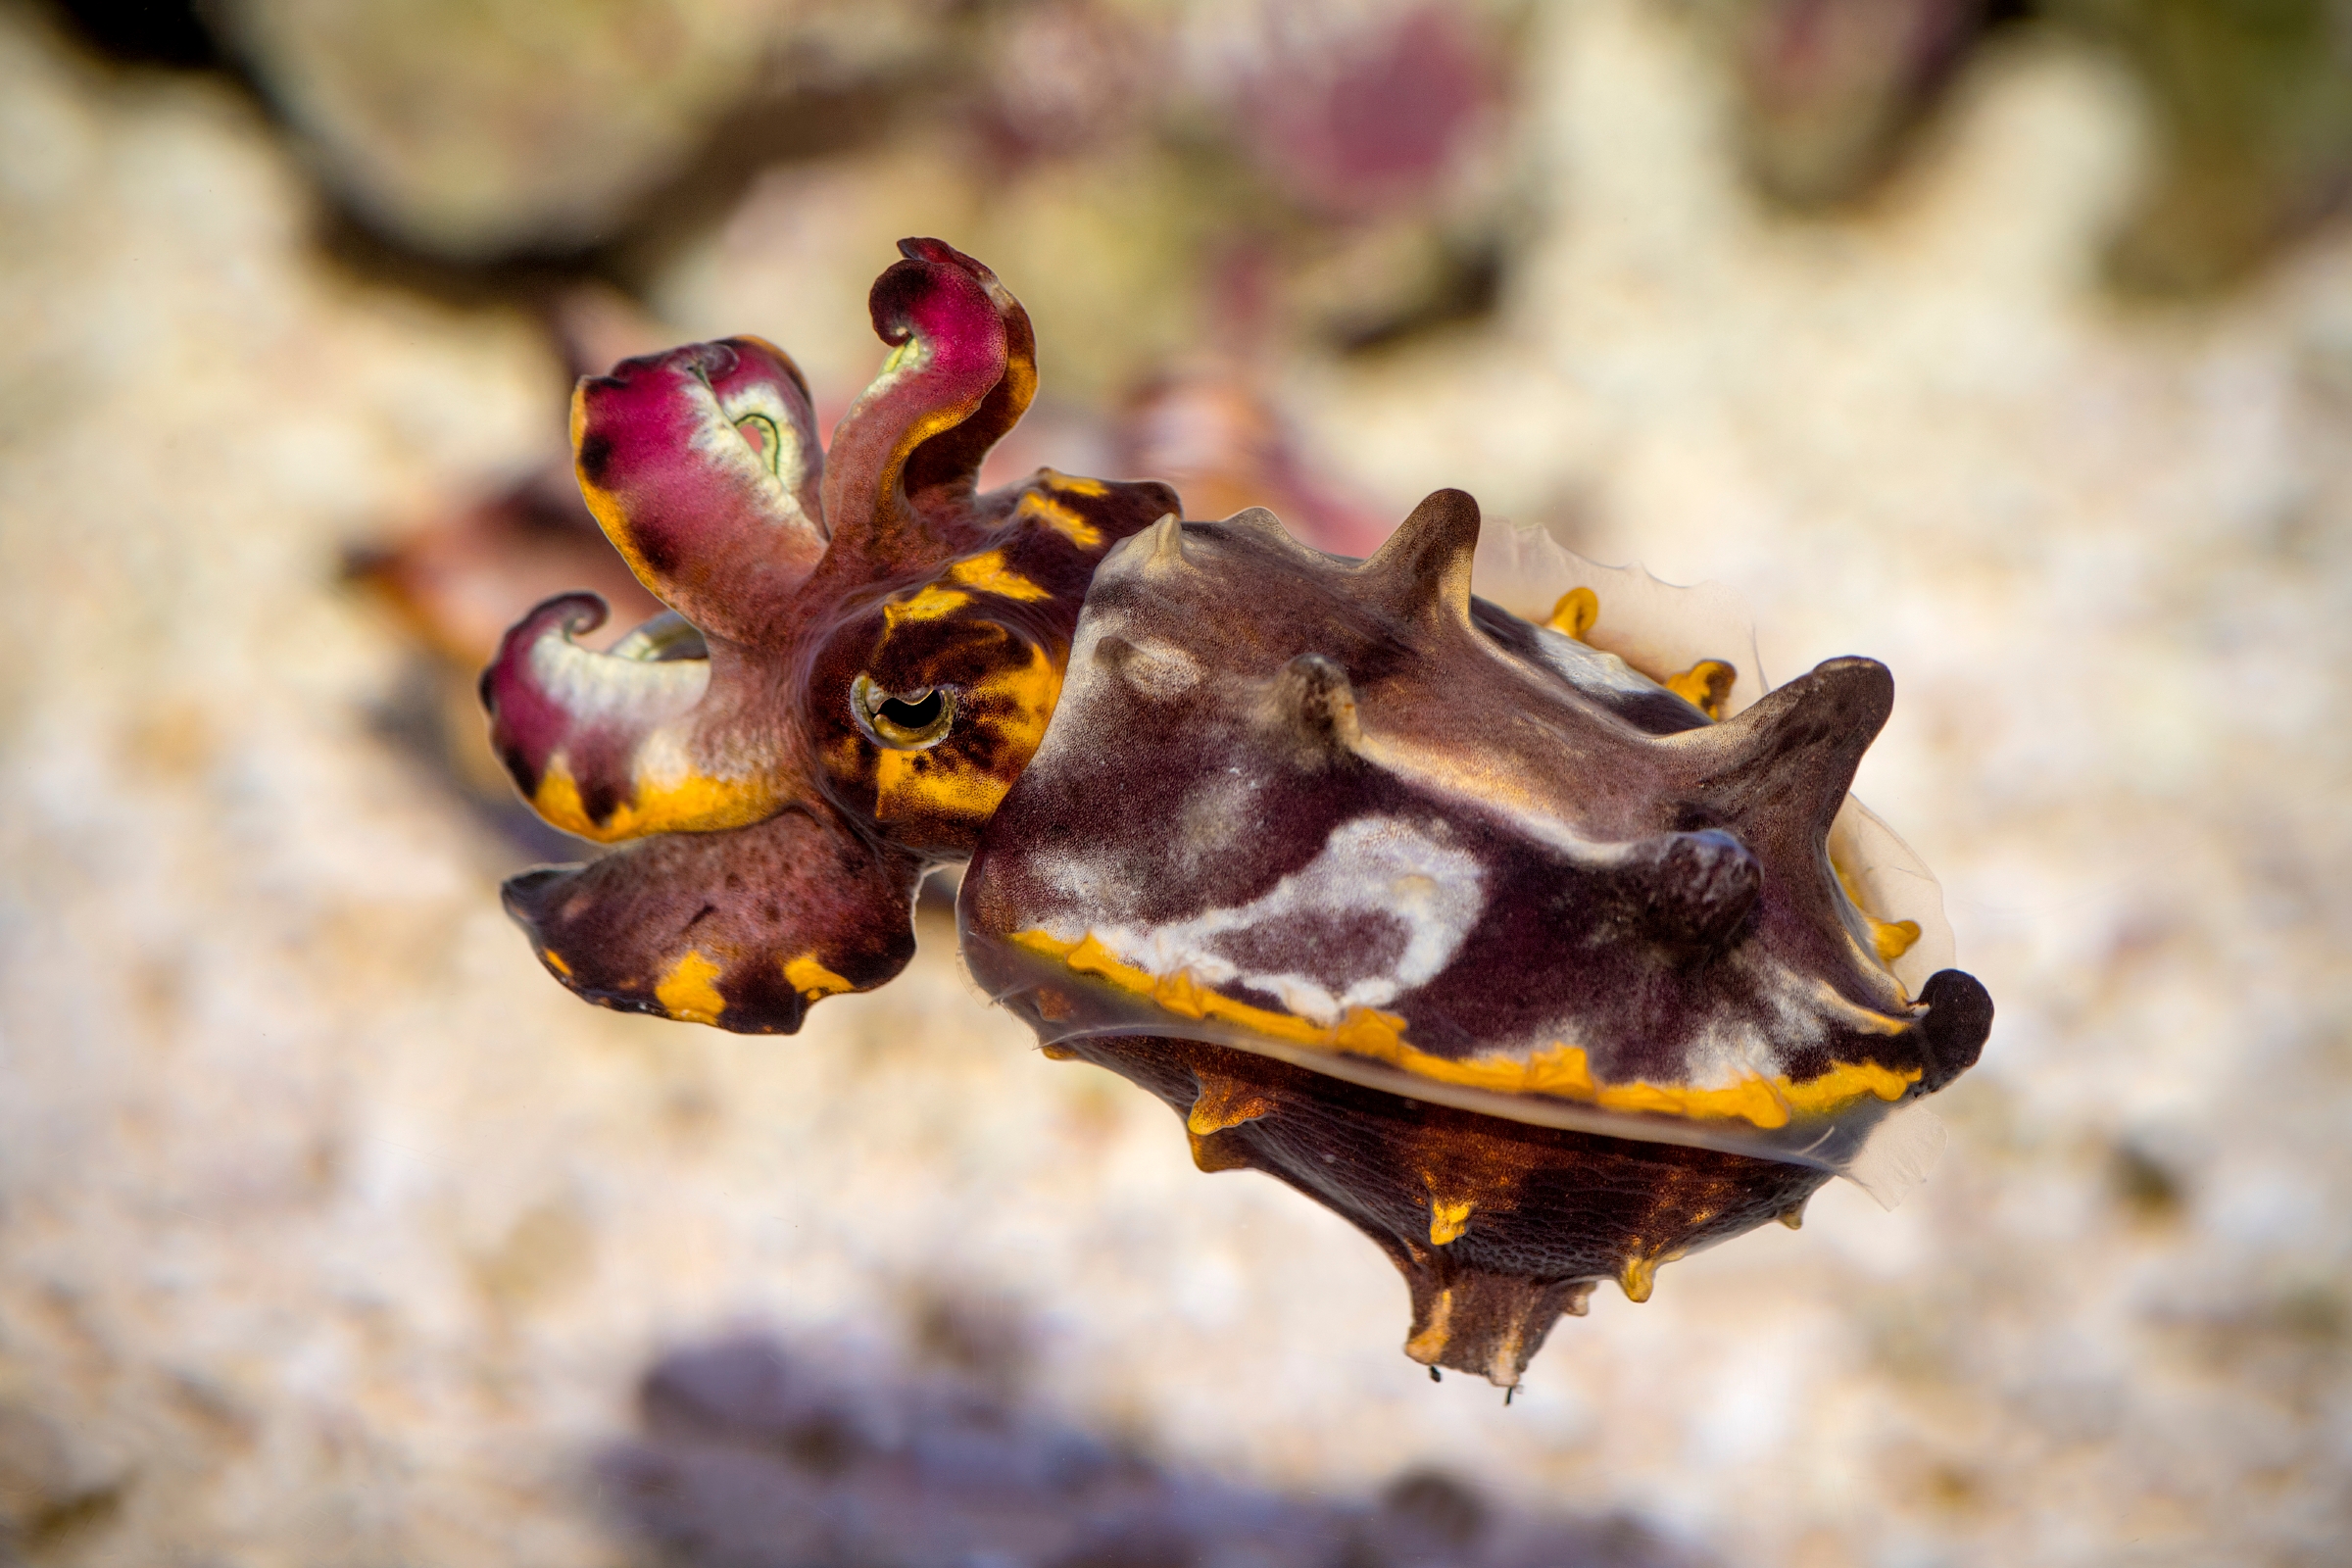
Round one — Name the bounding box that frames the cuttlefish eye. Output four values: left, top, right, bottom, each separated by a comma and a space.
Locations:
851, 673, 957, 750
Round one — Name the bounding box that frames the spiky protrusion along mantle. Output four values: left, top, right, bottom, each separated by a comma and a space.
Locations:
963, 491, 1991, 1382
1050, 1032, 1831, 1386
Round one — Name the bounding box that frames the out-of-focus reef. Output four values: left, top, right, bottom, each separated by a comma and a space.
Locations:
1705, 0, 2352, 291
207, 0, 954, 261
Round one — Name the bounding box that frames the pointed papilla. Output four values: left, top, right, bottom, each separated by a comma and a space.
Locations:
1358, 488, 1481, 623
1692, 656, 1893, 847
1619, 828, 1763, 954
1271, 653, 1363, 758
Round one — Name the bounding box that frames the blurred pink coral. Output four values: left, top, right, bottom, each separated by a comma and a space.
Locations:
1231, 3, 1501, 218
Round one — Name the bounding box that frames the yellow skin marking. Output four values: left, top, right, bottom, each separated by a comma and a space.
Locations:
1619, 1249, 1681, 1304
1186, 1075, 1276, 1137
1665, 659, 1737, 720
1011, 930, 1921, 1128
783, 954, 854, 1002
531, 757, 780, 843
1014, 490, 1103, 550
1404, 1289, 1455, 1366
1542, 591, 1738, 721
1545, 587, 1599, 640
946, 549, 1053, 602
1040, 468, 1108, 498
873, 644, 1062, 832
543, 950, 573, 978
881, 584, 975, 631
1836, 862, 1922, 964
1188, 1132, 1253, 1173
1428, 1197, 1474, 1247
1778, 1202, 1806, 1230
655, 951, 727, 1025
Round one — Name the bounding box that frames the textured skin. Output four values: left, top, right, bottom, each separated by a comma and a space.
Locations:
481, 240, 1178, 1031
961, 492, 1991, 1381
1058, 1033, 1831, 1387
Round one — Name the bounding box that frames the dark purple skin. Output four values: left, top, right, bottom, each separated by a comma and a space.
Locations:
958, 493, 1991, 1384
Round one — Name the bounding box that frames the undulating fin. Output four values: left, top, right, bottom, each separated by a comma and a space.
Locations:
1356, 488, 1481, 623
480, 593, 786, 843
572, 336, 827, 646
1025, 1033, 1831, 1389
503, 805, 923, 1035
820, 239, 1025, 572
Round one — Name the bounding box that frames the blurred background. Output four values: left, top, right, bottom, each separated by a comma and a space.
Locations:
3, 0, 2350, 1562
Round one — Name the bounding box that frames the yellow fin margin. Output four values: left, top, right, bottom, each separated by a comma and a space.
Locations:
1010, 930, 1920, 1129
655, 951, 727, 1024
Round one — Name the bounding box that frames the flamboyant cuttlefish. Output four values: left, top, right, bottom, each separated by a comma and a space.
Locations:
483, 240, 1993, 1387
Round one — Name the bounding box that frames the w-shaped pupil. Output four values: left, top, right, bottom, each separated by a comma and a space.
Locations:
879, 691, 945, 728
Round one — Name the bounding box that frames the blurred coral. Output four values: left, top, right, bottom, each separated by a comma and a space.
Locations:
1717, 0, 2352, 289
1115, 359, 1392, 554
1215, 1, 1506, 220
2050, 0, 2352, 293
1725, 0, 1993, 208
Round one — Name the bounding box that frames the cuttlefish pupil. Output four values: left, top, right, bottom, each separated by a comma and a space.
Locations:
851, 672, 957, 750
733, 413, 779, 469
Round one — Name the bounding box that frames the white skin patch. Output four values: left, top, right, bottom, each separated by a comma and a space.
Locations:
527, 620, 710, 723
1114, 637, 1201, 698
1663, 953, 1829, 1090
1526, 624, 1683, 710
1064, 816, 1486, 1025
686, 375, 813, 523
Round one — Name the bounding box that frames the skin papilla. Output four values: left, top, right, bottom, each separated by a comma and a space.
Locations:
959, 496, 1992, 1382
